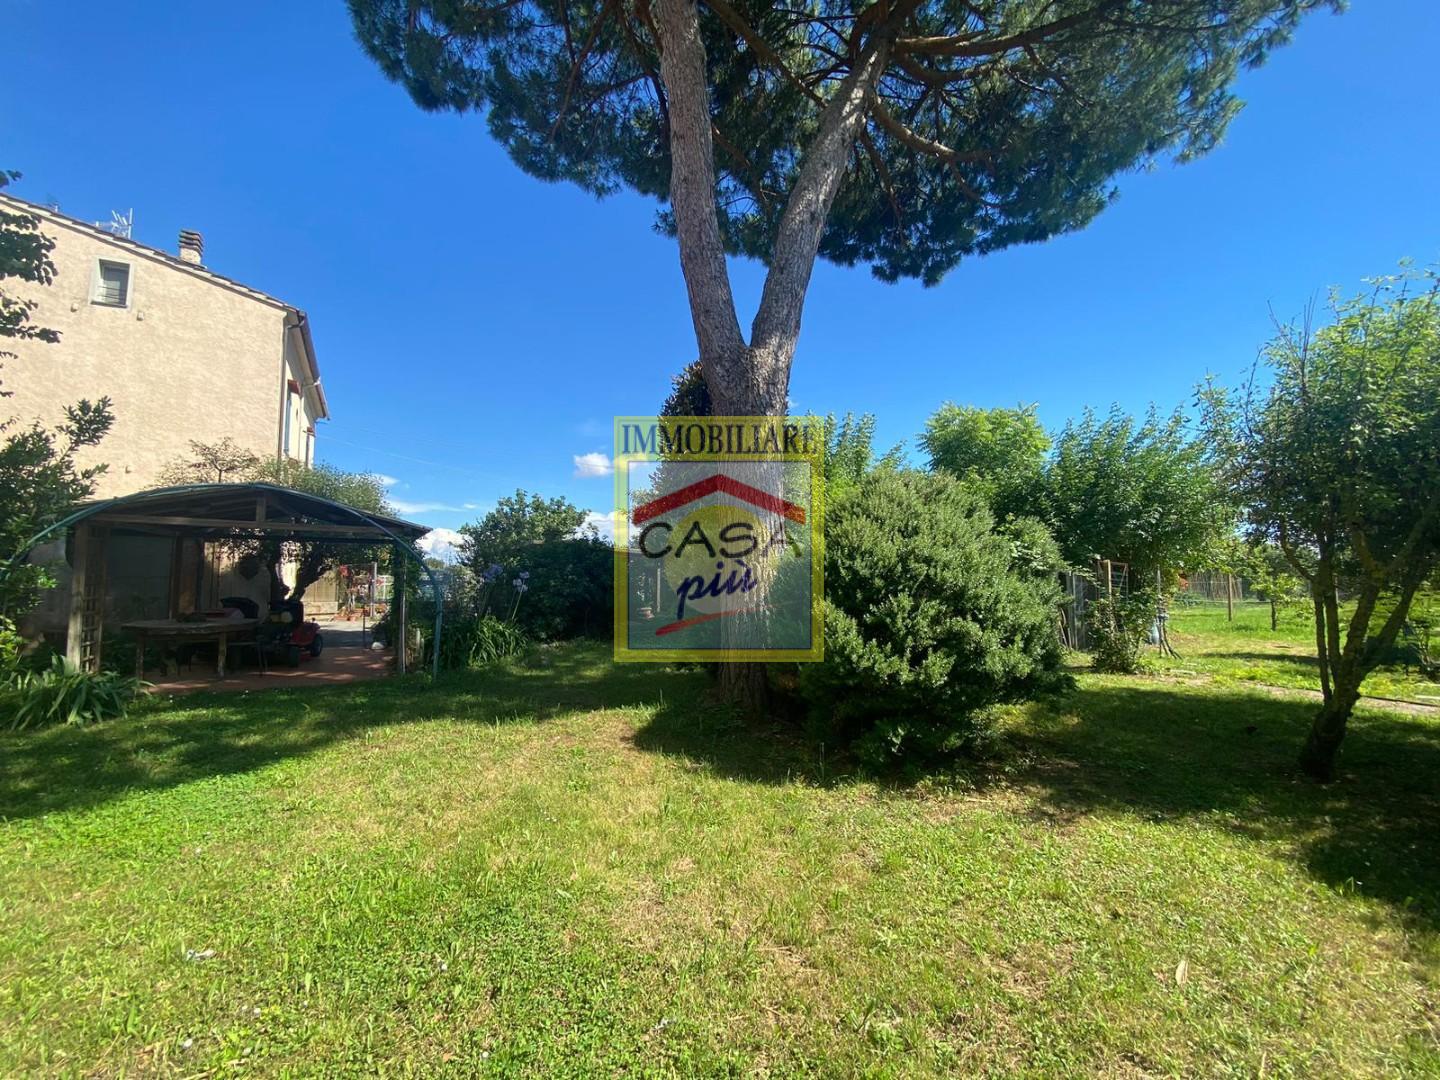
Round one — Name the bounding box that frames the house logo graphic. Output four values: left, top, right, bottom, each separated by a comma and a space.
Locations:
613, 417, 824, 662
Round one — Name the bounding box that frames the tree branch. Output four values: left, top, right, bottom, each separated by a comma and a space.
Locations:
750, 32, 896, 364
896, 3, 1117, 58
548, 0, 620, 141
653, 0, 746, 364
866, 95, 997, 205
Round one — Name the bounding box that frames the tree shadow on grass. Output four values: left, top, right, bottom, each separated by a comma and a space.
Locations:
0, 644, 707, 822
1203, 650, 1323, 670
633, 677, 1440, 931
1024, 682, 1438, 911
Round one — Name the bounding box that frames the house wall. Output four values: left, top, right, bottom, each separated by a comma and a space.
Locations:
3, 208, 292, 497
280, 333, 317, 464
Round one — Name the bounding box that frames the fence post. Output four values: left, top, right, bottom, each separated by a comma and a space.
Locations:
394, 546, 407, 675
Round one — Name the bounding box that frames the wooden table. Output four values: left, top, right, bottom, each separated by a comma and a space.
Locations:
121, 618, 262, 679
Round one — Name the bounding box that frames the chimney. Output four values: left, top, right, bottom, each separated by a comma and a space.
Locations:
178, 229, 204, 265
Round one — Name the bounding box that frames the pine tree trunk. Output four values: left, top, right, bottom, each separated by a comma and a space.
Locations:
719, 659, 771, 714
653, 0, 889, 716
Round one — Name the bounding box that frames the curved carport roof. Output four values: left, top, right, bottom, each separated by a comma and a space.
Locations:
11, 483, 442, 678
68, 482, 433, 543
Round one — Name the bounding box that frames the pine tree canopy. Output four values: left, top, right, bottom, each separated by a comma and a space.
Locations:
350, 0, 1334, 285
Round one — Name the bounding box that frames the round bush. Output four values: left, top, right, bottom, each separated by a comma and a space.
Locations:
799, 470, 1066, 764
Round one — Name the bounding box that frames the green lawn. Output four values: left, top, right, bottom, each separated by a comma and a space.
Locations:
2, 643, 1438, 1076
1159, 601, 1440, 705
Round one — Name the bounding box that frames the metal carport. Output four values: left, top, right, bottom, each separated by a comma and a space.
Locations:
8, 483, 442, 679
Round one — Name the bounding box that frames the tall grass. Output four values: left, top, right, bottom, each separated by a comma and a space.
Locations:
5, 656, 144, 731
425, 615, 529, 670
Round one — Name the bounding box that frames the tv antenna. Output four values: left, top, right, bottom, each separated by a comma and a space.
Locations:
96, 208, 134, 239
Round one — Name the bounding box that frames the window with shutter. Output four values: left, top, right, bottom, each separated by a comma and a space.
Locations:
94, 261, 130, 306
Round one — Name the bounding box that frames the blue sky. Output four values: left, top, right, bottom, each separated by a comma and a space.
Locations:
5, 0, 1438, 553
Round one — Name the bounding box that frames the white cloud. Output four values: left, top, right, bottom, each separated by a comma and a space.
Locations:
580, 510, 615, 544
417, 527, 465, 563
374, 473, 399, 488
389, 498, 466, 516
573, 451, 613, 478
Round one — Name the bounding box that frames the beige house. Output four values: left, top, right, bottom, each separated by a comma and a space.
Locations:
3, 193, 345, 635
1, 193, 328, 496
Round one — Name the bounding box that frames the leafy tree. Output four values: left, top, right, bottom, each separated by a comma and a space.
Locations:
252, 459, 394, 602
922, 403, 1048, 520
459, 489, 595, 570
1044, 405, 1230, 577
1203, 274, 1440, 781
159, 438, 262, 485
351, 0, 1329, 419
1214, 537, 1307, 630
159, 443, 393, 603
0, 401, 115, 616
0, 173, 115, 618
1, 170, 60, 367
823, 411, 901, 499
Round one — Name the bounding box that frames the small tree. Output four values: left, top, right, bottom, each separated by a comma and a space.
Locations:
1044, 405, 1231, 578
252, 460, 393, 602
922, 403, 1049, 521
160, 443, 393, 603
459, 489, 595, 571
801, 468, 1065, 764
1204, 274, 1440, 781
159, 438, 262, 485
1215, 537, 1306, 631
0, 400, 115, 617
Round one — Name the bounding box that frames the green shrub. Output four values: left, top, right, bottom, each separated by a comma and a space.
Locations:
7, 656, 144, 731
456, 539, 612, 642
1087, 590, 1156, 674
0, 616, 21, 679
424, 615, 529, 671
799, 470, 1068, 765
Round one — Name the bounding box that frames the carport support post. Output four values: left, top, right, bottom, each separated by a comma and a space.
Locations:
65, 524, 92, 669
394, 545, 407, 675
65, 524, 107, 673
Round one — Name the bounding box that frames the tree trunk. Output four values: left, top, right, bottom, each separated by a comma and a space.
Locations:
1299, 686, 1360, 782
1271, 598, 1278, 631
268, 560, 289, 604
653, 0, 893, 714
718, 658, 770, 713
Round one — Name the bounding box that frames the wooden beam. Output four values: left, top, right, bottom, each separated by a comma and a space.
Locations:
166, 535, 183, 620
65, 524, 92, 667
91, 513, 410, 539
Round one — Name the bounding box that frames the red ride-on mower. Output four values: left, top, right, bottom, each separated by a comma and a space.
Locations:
262, 598, 325, 666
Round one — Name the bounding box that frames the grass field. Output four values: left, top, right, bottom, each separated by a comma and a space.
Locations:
3, 639, 1438, 1076
1160, 601, 1440, 706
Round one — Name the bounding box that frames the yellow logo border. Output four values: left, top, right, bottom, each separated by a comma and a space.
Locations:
612, 415, 825, 663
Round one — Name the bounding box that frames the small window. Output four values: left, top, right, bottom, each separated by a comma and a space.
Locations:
94, 260, 130, 306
